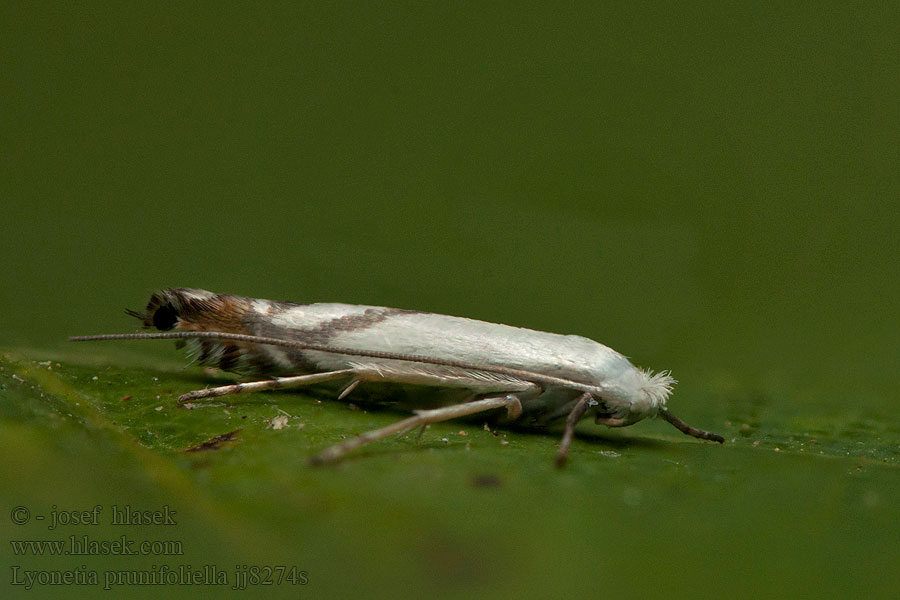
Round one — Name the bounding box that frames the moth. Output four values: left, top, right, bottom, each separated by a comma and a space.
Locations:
71, 288, 724, 466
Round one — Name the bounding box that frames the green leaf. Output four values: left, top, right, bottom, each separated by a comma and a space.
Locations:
3, 348, 900, 599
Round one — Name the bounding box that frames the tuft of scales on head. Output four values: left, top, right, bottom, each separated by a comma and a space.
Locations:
593, 360, 677, 425
640, 368, 676, 407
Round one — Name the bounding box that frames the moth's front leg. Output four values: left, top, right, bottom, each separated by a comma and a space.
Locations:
555, 392, 594, 468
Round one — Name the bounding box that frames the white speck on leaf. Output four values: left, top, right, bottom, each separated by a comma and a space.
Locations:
269, 415, 289, 430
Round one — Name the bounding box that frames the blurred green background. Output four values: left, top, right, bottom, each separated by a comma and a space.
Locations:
2, 2, 899, 599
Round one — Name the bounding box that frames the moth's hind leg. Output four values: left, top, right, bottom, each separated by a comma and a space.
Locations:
177, 369, 357, 404
309, 394, 524, 465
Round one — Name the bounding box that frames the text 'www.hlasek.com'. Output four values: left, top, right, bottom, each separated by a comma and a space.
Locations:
8, 504, 309, 591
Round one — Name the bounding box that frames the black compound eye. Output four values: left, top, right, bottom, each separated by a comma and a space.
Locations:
152, 305, 178, 330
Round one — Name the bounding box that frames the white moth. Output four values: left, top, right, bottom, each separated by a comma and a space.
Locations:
71, 288, 723, 466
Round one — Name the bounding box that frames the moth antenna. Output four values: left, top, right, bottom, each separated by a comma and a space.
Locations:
68, 331, 608, 396
71, 333, 195, 342
660, 410, 724, 443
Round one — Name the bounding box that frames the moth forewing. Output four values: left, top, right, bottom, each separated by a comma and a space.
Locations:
71, 288, 724, 465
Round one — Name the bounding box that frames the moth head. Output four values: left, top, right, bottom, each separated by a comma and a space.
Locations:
637, 368, 676, 409
596, 367, 676, 426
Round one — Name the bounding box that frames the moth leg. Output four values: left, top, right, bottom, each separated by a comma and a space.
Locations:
309, 394, 523, 465
555, 392, 593, 468
177, 368, 357, 404
337, 378, 361, 400
594, 415, 627, 427
660, 410, 725, 443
